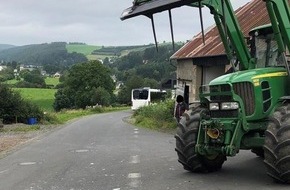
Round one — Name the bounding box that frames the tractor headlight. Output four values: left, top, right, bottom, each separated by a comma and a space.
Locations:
221, 102, 239, 110
209, 103, 219, 110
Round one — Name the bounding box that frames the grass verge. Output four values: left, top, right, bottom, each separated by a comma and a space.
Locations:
132, 99, 177, 133
0, 125, 41, 133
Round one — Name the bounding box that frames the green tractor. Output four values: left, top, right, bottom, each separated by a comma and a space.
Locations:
177, 23, 290, 179
121, 0, 290, 183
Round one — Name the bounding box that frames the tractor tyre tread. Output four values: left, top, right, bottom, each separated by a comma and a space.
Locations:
264, 104, 290, 184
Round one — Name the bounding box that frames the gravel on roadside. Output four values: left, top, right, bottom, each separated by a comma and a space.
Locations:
0, 124, 60, 158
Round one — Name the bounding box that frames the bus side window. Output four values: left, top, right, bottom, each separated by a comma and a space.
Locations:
141, 90, 149, 100
151, 92, 166, 103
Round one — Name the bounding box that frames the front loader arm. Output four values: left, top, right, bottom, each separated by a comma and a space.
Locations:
265, 0, 290, 55
121, 0, 198, 20
120, 0, 255, 71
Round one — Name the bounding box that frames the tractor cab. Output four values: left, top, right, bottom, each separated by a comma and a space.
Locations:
249, 24, 287, 68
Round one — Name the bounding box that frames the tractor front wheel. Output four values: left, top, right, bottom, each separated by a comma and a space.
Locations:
175, 107, 226, 172
264, 104, 290, 183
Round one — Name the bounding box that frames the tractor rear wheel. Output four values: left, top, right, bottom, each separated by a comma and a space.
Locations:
175, 107, 226, 172
264, 104, 290, 183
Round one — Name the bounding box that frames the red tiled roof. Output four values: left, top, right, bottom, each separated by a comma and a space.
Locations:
171, 0, 273, 59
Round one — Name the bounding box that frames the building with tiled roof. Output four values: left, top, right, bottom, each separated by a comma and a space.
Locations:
171, 0, 277, 103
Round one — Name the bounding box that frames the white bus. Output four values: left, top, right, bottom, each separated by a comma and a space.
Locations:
131, 88, 167, 110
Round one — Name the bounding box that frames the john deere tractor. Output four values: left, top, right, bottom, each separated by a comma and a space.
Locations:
121, 0, 290, 183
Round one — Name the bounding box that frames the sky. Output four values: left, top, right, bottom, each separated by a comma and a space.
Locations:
0, 0, 251, 46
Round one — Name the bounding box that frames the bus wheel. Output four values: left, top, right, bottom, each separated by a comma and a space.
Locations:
175, 107, 226, 172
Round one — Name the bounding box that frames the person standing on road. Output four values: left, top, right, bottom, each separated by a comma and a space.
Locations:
175, 95, 189, 123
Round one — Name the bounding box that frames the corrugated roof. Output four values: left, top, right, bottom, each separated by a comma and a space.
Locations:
171, 0, 274, 60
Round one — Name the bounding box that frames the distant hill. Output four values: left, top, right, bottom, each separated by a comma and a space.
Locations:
0, 42, 87, 68
66, 43, 156, 60
0, 44, 15, 51
0, 42, 175, 67
91, 45, 155, 56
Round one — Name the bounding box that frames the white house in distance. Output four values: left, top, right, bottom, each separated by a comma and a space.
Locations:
0, 65, 7, 71
54, 72, 61, 78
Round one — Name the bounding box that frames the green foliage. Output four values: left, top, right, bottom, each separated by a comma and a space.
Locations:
45, 77, 59, 87
54, 60, 115, 111
143, 78, 159, 88
91, 87, 111, 106
133, 99, 176, 129
111, 44, 182, 105
5, 79, 18, 85
111, 44, 180, 82
0, 44, 15, 51
0, 42, 88, 74
15, 88, 57, 112
14, 69, 46, 88
21, 69, 46, 88
0, 84, 44, 124
117, 86, 130, 105
117, 75, 143, 104
53, 89, 72, 111
0, 67, 14, 82
0, 125, 41, 133
66, 44, 101, 56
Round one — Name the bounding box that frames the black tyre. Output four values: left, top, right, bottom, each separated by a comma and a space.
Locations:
174, 107, 226, 172
264, 104, 290, 183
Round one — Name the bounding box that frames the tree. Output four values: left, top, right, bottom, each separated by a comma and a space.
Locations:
91, 87, 111, 106
19, 69, 46, 88
0, 83, 43, 123
53, 88, 72, 111
23, 72, 42, 84
0, 67, 14, 82
117, 75, 143, 104
103, 57, 110, 65
143, 78, 159, 88
53, 60, 115, 111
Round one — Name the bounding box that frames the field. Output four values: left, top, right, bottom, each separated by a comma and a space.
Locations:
4, 79, 18, 85
5, 77, 59, 86
45, 77, 59, 87
66, 44, 101, 56
14, 88, 57, 112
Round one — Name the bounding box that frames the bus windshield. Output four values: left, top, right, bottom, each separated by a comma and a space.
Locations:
133, 89, 149, 100
131, 88, 166, 110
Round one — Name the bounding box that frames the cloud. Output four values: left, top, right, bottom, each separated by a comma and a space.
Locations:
0, 0, 251, 46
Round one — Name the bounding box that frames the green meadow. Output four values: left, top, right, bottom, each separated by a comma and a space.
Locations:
5, 78, 128, 124
4, 78, 59, 112
45, 77, 59, 87
66, 44, 101, 60
6, 77, 59, 86
14, 88, 57, 112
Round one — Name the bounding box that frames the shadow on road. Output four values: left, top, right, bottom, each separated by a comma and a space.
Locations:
175, 152, 289, 189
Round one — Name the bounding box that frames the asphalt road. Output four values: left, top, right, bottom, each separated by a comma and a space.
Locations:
0, 110, 289, 190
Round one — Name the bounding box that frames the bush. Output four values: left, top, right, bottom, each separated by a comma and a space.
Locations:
91, 87, 111, 106
0, 83, 44, 124
133, 99, 176, 129
53, 89, 72, 111
134, 99, 174, 121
